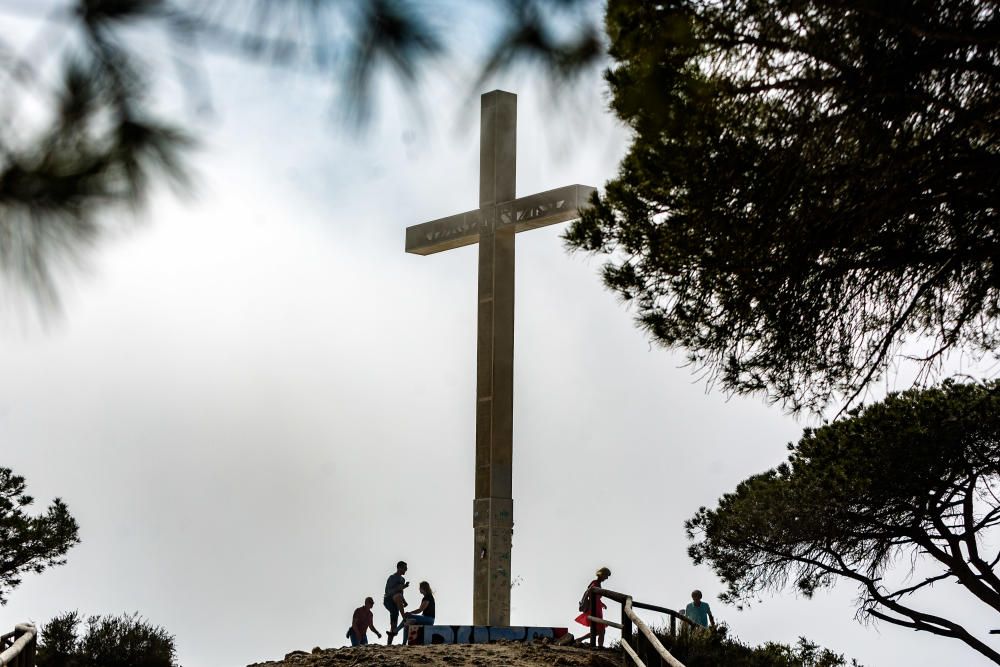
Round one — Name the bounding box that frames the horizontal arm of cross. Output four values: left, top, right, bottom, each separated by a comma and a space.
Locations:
405, 184, 596, 256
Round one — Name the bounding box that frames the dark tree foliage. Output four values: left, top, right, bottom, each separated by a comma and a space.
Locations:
0, 467, 80, 605
0, 0, 602, 312
37, 611, 178, 667
686, 381, 1000, 663
1, 0, 192, 310
648, 629, 861, 667
35, 611, 80, 667
566, 0, 1000, 412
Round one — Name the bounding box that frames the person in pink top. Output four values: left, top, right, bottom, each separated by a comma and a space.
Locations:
347, 597, 381, 646
575, 567, 611, 647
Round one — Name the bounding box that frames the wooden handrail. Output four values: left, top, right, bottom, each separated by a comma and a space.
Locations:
624, 599, 685, 667
590, 587, 629, 604
590, 590, 696, 625
621, 638, 647, 667
585, 616, 623, 630
0, 623, 36, 667
631, 600, 702, 631
586, 587, 688, 667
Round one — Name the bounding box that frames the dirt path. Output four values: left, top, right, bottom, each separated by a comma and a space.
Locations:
248, 641, 621, 667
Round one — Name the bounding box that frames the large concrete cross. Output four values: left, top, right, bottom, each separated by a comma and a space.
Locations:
405, 90, 595, 626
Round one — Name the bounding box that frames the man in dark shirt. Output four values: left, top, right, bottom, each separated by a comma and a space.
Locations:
383, 560, 409, 644
347, 597, 381, 646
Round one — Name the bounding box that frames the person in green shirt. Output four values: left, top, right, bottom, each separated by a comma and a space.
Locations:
683, 590, 715, 629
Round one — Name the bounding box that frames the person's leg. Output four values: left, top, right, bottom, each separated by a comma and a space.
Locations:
384, 600, 399, 644
398, 616, 419, 646
390, 607, 399, 632
392, 593, 406, 641
348, 628, 360, 647
401, 615, 433, 645
407, 615, 434, 625
594, 613, 606, 647
398, 611, 428, 645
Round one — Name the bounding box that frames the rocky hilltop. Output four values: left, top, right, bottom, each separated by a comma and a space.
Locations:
248, 641, 620, 667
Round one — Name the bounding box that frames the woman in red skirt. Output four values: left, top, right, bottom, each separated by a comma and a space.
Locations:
575, 566, 611, 647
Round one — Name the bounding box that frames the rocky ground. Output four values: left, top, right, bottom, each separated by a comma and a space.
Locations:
248, 640, 621, 667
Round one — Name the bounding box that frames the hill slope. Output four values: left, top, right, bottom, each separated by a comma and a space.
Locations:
248, 642, 620, 667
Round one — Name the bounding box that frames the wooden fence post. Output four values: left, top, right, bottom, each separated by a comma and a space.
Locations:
639, 630, 652, 666
621, 597, 633, 655
13, 624, 24, 667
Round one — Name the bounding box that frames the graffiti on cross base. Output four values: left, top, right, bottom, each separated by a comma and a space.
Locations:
405, 625, 569, 645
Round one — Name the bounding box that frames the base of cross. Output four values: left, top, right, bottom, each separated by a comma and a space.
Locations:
402, 625, 569, 646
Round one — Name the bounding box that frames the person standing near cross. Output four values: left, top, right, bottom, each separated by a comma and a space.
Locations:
406, 90, 595, 626
384, 560, 409, 643
347, 597, 381, 646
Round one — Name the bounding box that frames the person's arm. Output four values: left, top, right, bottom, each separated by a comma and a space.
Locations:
368, 618, 381, 638
406, 598, 429, 617
386, 578, 408, 597
708, 608, 716, 628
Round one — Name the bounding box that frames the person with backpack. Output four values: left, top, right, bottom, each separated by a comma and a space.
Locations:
574, 566, 611, 647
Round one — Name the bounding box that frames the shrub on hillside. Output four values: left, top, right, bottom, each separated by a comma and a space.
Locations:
626, 626, 861, 667
36, 611, 178, 667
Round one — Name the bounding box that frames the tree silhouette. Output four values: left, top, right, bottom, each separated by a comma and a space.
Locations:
0, 467, 80, 605
566, 0, 999, 413
688, 381, 1000, 663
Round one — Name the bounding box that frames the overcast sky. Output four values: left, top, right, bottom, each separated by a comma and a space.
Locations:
0, 3, 995, 666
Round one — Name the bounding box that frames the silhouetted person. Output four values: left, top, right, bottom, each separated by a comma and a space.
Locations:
575, 566, 611, 647
347, 597, 381, 646
399, 581, 436, 645
384, 560, 409, 644
684, 589, 715, 629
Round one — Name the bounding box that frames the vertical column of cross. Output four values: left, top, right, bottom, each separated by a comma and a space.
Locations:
472, 90, 516, 627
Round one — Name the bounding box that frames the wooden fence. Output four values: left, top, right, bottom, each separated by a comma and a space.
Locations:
584, 587, 703, 667
0, 624, 36, 667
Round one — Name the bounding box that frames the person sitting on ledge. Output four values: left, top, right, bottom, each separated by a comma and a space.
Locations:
399, 581, 436, 646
